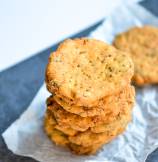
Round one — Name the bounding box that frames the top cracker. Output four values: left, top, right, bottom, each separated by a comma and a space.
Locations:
113, 26, 158, 86
46, 38, 134, 106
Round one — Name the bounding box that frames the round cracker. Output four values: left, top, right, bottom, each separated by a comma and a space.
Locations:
68, 125, 126, 147
47, 100, 117, 132
44, 108, 131, 153
53, 85, 135, 117
113, 26, 158, 85
47, 91, 133, 132
44, 117, 102, 155
47, 103, 131, 135
90, 105, 131, 133
46, 38, 134, 106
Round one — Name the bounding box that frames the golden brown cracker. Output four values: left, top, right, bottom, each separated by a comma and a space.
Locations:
53, 85, 135, 117
46, 38, 134, 106
113, 26, 158, 85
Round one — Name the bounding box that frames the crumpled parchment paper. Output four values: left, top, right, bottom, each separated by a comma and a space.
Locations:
2, 2, 158, 162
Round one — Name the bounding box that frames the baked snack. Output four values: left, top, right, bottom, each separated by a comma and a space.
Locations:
44, 112, 69, 146
68, 143, 103, 155
46, 38, 134, 106
90, 107, 131, 133
113, 26, 158, 85
46, 86, 134, 132
47, 98, 117, 132
44, 38, 135, 155
44, 111, 103, 154
53, 85, 135, 117
44, 104, 131, 153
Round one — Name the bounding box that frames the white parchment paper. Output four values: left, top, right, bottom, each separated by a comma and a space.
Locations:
2, 2, 158, 162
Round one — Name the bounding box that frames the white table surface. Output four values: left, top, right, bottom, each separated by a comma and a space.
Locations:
0, 0, 136, 72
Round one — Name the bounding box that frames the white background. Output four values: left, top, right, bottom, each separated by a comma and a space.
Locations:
0, 0, 130, 72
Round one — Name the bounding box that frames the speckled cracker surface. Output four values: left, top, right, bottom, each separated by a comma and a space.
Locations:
46, 94, 133, 133
53, 85, 134, 117
46, 38, 133, 106
113, 26, 158, 85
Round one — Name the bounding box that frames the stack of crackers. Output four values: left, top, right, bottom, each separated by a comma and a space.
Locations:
44, 38, 135, 155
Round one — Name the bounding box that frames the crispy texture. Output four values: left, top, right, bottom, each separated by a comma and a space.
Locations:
68, 111, 130, 147
68, 143, 103, 155
51, 109, 131, 134
54, 125, 77, 136
113, 26, 158, 85
46, 38, 134, 106
44, 112, 69, 146
44, 100, 132, 135
46, 87, 134, 132
47, 100, 115, 132
44, 112, 130, 154
53, 85, 135, 117
44, 113, 104, 154
45, 117, 128, 148
91, 105, 131, 133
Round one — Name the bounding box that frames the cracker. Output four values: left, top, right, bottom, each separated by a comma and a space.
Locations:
44, 113, 69, 146
53, 85, 135, 117
47, 88, 134, 132
46, 38, 134, 106
68, 143, 103, 155
113, 26, 158, 85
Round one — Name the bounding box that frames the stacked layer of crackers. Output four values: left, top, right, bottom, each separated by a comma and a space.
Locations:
44, 38, 135, 155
